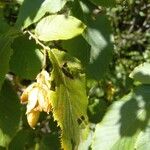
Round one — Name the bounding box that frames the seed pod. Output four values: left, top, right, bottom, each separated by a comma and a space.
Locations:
36, 70, 51, 88
26, 87, 39, 114
38, 87, 52, 113
21, 83, 37, 104
20, 92, 28, 104
27, 110, 40, 128
21, 70, 52, 128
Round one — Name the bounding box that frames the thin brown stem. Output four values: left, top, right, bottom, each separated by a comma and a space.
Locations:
24, 30, 50, 69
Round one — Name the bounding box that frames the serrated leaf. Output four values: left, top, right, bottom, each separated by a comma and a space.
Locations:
35, 15, 86, 41
16, 0, 67, 29
0, 37, 13, 90
10, 35, 44, 80
92, 85, 150, 150
49, 49, 88, 150
89, 0, 116, 7
0, 80, 21, 147
129, 63, 150, 84
83, 15, 113, 80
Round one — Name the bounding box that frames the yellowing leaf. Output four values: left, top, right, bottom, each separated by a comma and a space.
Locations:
49, 49, 88, 150
35, 15, 86, 41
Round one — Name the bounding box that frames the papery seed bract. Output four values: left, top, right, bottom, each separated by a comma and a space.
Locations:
27, 110, 40, 128
20, 70, 52, 128
21, 82, 37, 104
36, 70, 51, 88
26, 87, 39, 114
38, 87, 51, 113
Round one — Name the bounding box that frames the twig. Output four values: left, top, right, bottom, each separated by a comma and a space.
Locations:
25, 30, 50, 50
24, 30, 50, 69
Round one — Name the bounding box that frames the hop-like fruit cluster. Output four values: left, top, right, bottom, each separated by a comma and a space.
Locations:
21, 70, 52, 128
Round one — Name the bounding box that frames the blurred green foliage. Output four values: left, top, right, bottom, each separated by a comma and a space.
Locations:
3, 0, 148, 127
107, 0, 150, 96
87, 0, 150, 123
0, 0, 149, 148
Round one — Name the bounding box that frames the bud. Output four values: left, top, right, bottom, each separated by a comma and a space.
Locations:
27, 110, 40, 128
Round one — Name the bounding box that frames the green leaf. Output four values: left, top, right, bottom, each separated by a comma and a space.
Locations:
135, 127, 150, 150
10, 35, 44, 80
129, 63, 150, 84
0, 80, 21, 147
49, 49, 88, 150
8, 129, 34, 150
16, 0, 67, 29
89, 0, 116, 7
15, 0, 24, 5
0, 18, 10, 35
71, 2, 114, 80
88, 98, 108, 123
39, 133, 61, 150
78, 126, 93, 150
62, 35, 91, 66
0, 37, 13, 90
83, 15, 113, 80
35, 15, 86, 41
0, 146, 5, 150
92, 85, 150, 150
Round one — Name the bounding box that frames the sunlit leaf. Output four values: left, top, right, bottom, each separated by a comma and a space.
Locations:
15, 0, 24, 5
16, 0, 67, 29
0, 81, 21, 147
92, 85, 150, 150
35, 15, 86, 41
78, 126, 93, 150
135, 127, 150, 150
49, 49, 88, 150
129, 63, 150, 84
